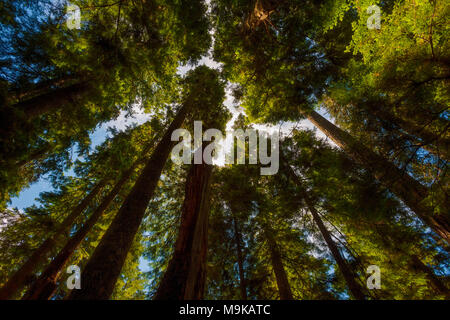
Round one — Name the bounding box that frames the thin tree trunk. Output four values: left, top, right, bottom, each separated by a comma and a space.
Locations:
281, 158, 366, 300
0, 180, 105, 300
154, 161, 213, 300
15, 144, 53, 168
410, 255, 450, 299
67, 106, 188, 300
369, 106, 450, 160
232, 217, 247, 300
264, 230, 294, 300
22, 140, 156, 300
309, 205, 366, 300
305, 110, 450, 243
22, 170, 137, 300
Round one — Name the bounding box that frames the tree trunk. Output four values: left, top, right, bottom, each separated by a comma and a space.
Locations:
232, 217, 247, 300
22, 169, 136, 300
12, 81, 93, 119
369, 106, 450, 160
410, 255, 450, 299
15, 144, 53, 168
0, 180, 105, 300
22, 139, 156, 300
309, 205, 366, 300
305, 110, 450, 243
264, 230, 294, 300
281, 158, 366, 300
7, 75, 82, 104
154, 161, 213, 300
67, 106, 188, 300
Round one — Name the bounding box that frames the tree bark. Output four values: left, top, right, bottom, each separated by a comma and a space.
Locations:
368, 106, 450, 160
305, 110, 450, 243
7, 75, 82, 104
12, 81, 93, 119
22, 170, 135, 300
309, 206, 366, 300
0, 180, 105, 300
232, 217, 247, 300
410, 255, 450, 299
281, 158, 366, 300
264, 230, 294, 300
154, 161, 213, 300
67, 106, 188, 300
22, 140, 156, 300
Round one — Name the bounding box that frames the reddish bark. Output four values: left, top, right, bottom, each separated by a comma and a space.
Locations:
305, 110, 449, 244
155, 161, 213, 300
67, 106, 187, 300
0, 180, 105, 300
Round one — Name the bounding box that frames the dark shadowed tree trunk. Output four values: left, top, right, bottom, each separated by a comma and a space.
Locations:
0, 180, 106, 300
367, 105, 450, 160
12, 81, 94, 119
232, 216, 247, 300
154, 160, 213, 300
410, 255, 450, 299
281, 158, 366, 300
22, 166, 141, 300
264, 229, 293, 300
7, 75, 82, 104
305, 110, 450, 243
67, 106, 188, 300
309, 206, 366, 300
22, 141, 156, 300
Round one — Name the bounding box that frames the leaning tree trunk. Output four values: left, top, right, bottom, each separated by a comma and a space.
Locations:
11, 81, 93, 119
368, 105, 450, 161
7, 75, 82, 104
232, 217, 247, 300
410, 255, 450, 299
309, 205, 366, 300
0, 179, 106, 300
305, 110, 450, 243
154, 160, 213, 300
264, 230, 294, 300
281, 158, 366, 300
67, 106, 188, 300
22, 141, 155, 300
22, 165, 141, 300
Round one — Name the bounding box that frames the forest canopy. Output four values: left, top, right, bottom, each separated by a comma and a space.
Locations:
0, 0, 448, 300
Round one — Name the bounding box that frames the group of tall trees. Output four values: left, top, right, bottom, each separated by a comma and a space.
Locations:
0, 0, 448, 300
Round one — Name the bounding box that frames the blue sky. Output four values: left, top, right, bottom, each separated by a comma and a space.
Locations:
9, 54, 334, 211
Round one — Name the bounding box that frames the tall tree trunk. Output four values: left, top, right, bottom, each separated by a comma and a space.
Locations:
22, 140, 156, 300
15, 144, 53, 168
369, 106, 450, 160
305, 110, 450, 243
154, 161, 213, 300
281, 158, 366, 300
264, 230, 294, 300
22, 168, 139, 300
232, 216, 247, 300
12, 81, 93, 119
7, 75, 82, 104
67, 106, 188, 300
410, 255, 450, 299
309, 205, 366, 300
0, 180, 105, 300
